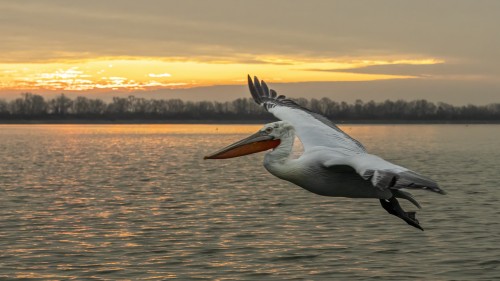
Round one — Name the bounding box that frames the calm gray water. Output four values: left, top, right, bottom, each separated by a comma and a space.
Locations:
0, 124, 499, 280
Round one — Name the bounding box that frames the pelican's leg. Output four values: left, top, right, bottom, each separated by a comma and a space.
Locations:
379, 196, 424, 231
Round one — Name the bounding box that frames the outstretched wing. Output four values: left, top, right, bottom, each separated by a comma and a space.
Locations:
247, 75, 366, 154
323, 153, 446, 195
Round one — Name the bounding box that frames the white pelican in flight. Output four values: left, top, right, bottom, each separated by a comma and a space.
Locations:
205, 75, 446, 230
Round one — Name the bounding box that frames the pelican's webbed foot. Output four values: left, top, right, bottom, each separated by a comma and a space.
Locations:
380, 196, 424, 231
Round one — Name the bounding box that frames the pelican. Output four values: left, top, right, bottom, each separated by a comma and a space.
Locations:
205, 75, 445, 230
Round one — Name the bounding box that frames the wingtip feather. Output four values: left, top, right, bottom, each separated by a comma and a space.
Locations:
253, 76, 263, 98
270, 89, 277, 98
247, 74, 261, 104
261, 80, 270, 97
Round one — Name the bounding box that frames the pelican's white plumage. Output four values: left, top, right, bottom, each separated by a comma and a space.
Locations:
205, 75, 446, 230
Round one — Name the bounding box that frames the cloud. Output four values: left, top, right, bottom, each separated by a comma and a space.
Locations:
1, 1, 499, 66
148, 73, 171, 78
306, 62, 496, 81
5, 67, 188, 91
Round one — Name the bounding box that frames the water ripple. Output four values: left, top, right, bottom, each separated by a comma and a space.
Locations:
0, 124, 499, 280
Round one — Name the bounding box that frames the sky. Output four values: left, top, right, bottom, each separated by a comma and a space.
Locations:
0, 0, 499, 104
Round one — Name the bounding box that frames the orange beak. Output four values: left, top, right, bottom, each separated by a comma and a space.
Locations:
204, 131, 281, 159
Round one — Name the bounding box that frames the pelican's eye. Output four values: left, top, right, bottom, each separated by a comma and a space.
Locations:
265, 127, 273, 134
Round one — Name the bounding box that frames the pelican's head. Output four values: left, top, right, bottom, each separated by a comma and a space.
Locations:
204, 121, 293, 159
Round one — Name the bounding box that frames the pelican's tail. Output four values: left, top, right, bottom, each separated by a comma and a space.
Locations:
380, 196, 424, 231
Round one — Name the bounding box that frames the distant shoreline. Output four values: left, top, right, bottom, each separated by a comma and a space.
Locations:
1, 119, 500, 125
2, 95, 500, 125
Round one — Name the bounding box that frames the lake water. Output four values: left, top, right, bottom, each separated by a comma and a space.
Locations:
0, 124, 499, 280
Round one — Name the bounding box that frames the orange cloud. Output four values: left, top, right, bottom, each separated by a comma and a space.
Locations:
0, 56, 443, 92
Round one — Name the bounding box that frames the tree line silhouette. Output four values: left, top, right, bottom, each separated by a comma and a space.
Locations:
1, 93, 500, 122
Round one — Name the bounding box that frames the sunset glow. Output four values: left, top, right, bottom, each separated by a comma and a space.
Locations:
1, 1, 498, 104
0, 57, 443, 92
